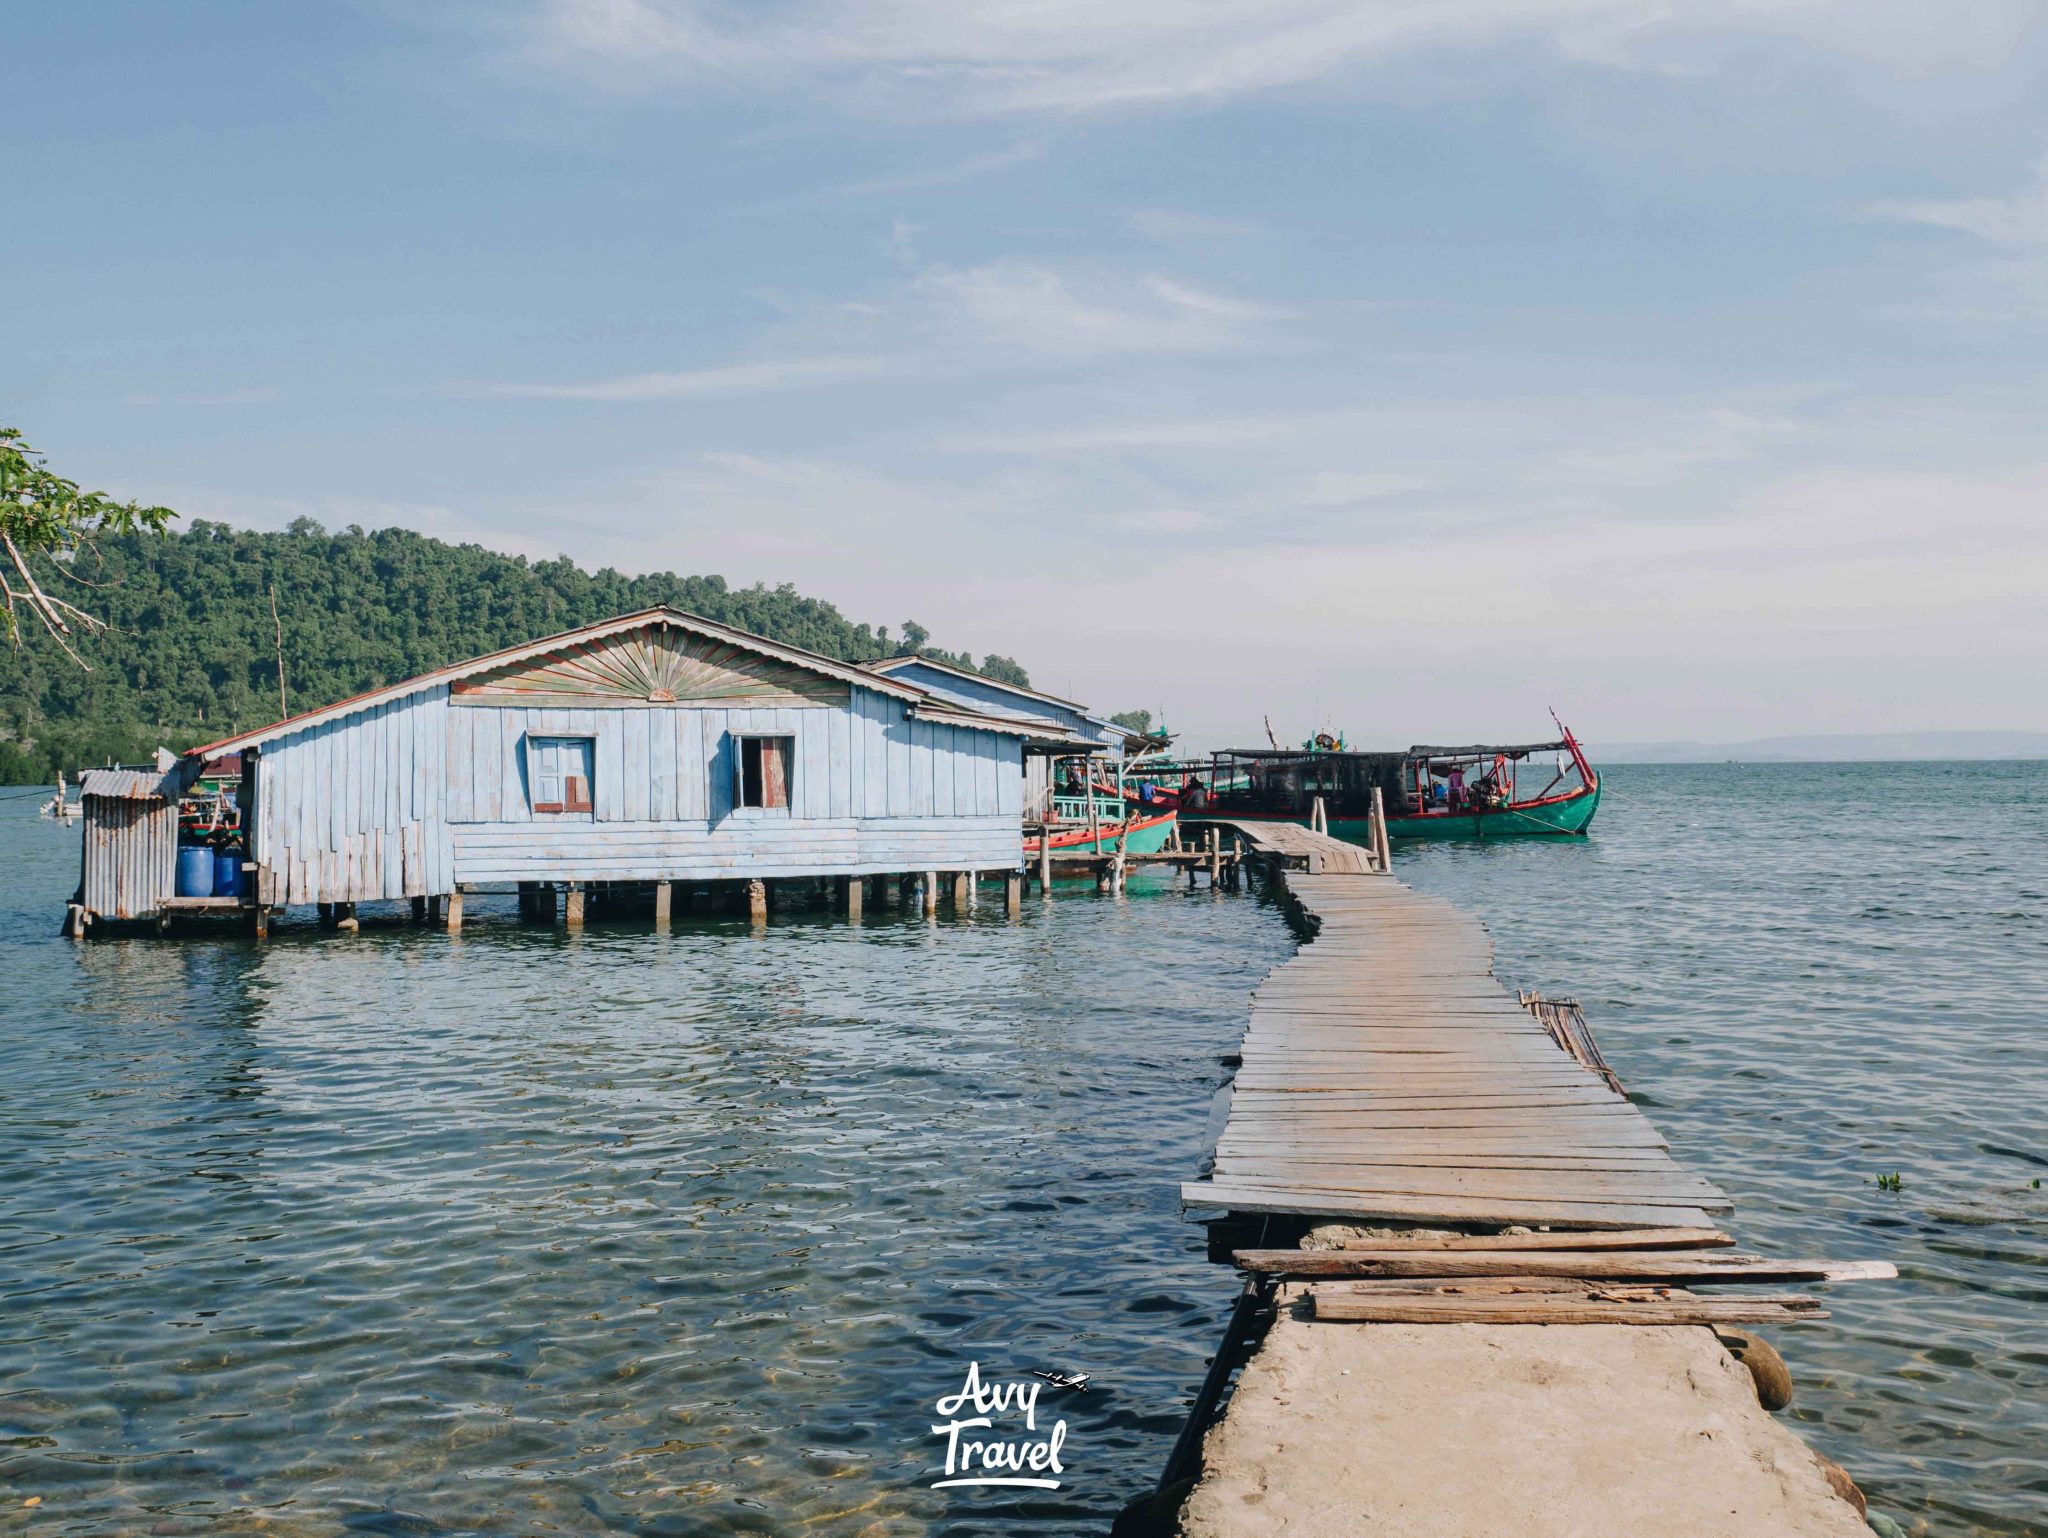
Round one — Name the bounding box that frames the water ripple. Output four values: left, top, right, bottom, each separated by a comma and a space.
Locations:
1, 817, 1291, 1536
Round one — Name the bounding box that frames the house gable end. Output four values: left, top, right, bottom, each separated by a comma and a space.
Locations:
450, 621, 851, 708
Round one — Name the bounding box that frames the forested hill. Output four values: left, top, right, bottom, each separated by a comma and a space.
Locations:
0, 519, 1029, 781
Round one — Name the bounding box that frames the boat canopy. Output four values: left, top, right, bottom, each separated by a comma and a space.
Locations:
1406, 740, 1569, 761
1213, 740, 1568, 763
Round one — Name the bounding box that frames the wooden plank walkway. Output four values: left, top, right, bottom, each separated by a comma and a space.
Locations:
1202, 818, 1381, 875
1183, 868, 1731, 1231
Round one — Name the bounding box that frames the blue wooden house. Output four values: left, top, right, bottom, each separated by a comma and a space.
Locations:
81, 608, 1042, 930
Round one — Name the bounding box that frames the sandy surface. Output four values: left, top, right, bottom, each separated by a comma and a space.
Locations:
1180, 1305, 1872, 1538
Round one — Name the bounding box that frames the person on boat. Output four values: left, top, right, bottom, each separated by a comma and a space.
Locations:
1060, 761, 1085, 795
1447, 768, 1466, 811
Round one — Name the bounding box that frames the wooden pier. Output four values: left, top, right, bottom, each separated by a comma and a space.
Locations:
1182, 871, 1727, 1231
1150, 834, 1892, 1537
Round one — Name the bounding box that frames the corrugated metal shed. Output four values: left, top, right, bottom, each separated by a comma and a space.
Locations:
80, 772, 179, 919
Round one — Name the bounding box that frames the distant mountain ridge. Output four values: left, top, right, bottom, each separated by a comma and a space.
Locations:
1593, 730, 2048, 764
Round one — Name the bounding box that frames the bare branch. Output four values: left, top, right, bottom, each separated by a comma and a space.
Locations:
2, 533, 73, 635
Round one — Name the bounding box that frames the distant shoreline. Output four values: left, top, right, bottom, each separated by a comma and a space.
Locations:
1592, 731, 2048, 766
1597, 755, 2048, 767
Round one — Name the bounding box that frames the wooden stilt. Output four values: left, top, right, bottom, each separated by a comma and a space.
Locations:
1038, 827, 1052, 892
840, 874, 863, 921
654, 880, 672, 928
64, 902, 87, 940
250, 906, 269, 940
747, 878, 769, 924
335, 902, 359, 933
1209, 827, 1222, 885
1005, 869, 1022, 917
565, 883, 585, 930
952, 870, 971, 909
443, 891, 462, 932
922, 871, 939, 916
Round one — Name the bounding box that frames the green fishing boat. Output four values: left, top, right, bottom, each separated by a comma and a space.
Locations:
1140, 720, 1601, 845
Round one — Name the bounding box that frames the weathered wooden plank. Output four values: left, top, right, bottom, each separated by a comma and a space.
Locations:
827, 706, 852, 820
1184, 1181, 1719, 1230
623, 706, 651, 822
1213, 1134, 1670, 1157
325, 719, 346, 853
1236, 1250, 1894, 1281
1309, 1291, 1827, 1326
1212, 1153, 1718, 1189
1207, 1165, 1731, 1211
1312, 1227, 1735, 1252
1213, 1148, 1691, 1173
1212, 1081, 1613, 1105
996, 734, 1023, 817
909, 716, 935, 817
932, 721, 956, 817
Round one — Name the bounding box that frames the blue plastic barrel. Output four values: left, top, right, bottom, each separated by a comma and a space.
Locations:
213, 849, 244, 899
175, 845, 215, 898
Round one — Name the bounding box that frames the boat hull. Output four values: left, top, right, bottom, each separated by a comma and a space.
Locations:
1202, 779, 1600, 843
1026, 809, 1179, 857
1372, 777, 1600, 841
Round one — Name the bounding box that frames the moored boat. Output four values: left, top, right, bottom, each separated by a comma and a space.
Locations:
1024, 804, 1179, 858
1146, 721, 1601, 844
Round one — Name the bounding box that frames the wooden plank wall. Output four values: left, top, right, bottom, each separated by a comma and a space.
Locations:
447, 686, 1023, 883
248, 682, 1025, 902
253, 684, 454, 906
80, 796, 177, 919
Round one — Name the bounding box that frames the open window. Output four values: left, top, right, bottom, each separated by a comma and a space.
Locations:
529, 736, 595, 815
735, 735, 793, 811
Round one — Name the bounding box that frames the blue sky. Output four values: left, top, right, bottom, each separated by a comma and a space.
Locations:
9, 0, 2047, 747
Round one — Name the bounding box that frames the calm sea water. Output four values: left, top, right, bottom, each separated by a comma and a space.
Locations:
1400, 762, 2048, 1538
2, 763, 2044, 1536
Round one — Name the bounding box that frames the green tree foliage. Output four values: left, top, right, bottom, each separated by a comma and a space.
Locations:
0, 517, 1032, 780
1110, 709, 1154, 734
0, 428, 175, 663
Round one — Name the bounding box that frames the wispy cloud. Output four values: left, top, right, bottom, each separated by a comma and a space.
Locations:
462, 354, 888, 400
453, 255, 1295, 406
1868, 154, 2048, 247
518, 0, 2010, 116
1866, 155, 2048, 322
907, 260, 1297, 357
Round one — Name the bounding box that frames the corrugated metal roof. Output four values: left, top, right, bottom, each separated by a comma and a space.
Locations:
865, 654, 1091, 712
908, 703, 1092, 745
80, 768, 176, 801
